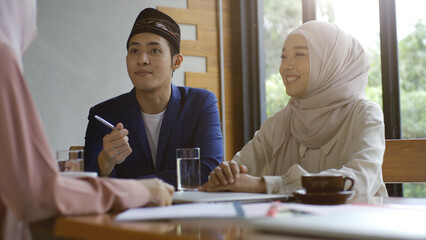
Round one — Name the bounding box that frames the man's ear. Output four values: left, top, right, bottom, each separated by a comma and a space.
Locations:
172, 53, 183, 70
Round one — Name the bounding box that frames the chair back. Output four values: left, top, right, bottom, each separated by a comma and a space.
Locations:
69, 146, 84, 151
382, 139, 426, 183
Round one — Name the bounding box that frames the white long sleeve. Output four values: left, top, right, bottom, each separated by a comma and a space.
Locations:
233, 99, 387, 196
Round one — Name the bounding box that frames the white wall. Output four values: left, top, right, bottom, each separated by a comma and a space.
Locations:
23, 0, 206, 152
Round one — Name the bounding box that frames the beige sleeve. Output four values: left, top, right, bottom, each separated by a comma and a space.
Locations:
315, 102, 387, 196
232, 115, 276, 176
232, 112, 308, 194
234, 101, 386, 197
263, 165, 308, 194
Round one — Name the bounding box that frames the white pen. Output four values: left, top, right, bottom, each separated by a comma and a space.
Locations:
94, 115, 118, 130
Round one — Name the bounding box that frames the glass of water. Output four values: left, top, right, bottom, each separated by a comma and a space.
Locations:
56, 149, 84, 172
176, 148, 200, 191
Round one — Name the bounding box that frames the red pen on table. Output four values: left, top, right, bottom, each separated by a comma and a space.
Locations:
266, 201, 281, 217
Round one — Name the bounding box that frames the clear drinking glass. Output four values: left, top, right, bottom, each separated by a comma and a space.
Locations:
56, 149, 84, 172
176, 148, 200, 191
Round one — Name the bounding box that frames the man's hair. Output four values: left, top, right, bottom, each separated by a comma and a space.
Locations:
167, 41, 179, 65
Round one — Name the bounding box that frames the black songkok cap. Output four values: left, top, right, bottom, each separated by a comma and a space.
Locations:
126, 8, 180, 52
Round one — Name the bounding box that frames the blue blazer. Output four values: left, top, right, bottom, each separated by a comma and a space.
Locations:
84, 84, 223, 187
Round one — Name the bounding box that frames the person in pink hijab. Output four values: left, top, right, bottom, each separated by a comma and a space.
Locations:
201, 21, 388, 197
0, 1, 174, 239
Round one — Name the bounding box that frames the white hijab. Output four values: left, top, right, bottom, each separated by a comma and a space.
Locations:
271, 21, 369, 174
0, 0, 37, 72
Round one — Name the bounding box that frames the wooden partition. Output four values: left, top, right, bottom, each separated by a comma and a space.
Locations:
382, 139, 426, 183
159, 0, 244, 161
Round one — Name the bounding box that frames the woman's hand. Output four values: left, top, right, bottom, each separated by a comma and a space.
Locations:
199, 173, 266, 193
206, 160, 249, 186
139, 178, 175, 207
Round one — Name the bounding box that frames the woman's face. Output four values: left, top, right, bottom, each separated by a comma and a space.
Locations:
279, 34, 310, 98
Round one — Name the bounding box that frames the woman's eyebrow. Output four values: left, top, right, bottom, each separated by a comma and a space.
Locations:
294, 46, 308, 50
282, 46, 308, 51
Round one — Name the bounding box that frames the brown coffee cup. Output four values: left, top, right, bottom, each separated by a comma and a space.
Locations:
301, 175, 354, 193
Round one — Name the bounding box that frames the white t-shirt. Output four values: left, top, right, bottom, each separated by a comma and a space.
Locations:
141, 110, 165, 166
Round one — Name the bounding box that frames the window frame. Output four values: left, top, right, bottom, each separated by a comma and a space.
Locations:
239, 0, 266, 143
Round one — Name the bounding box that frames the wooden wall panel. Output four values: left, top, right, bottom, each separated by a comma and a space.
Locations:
158, 0, 244, 161
185, 72, 220, 99
188, 0, 216, 10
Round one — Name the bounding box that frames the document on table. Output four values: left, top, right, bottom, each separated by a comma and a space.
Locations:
172, 191, 291, 203
250, 204, 426, 240
115, 202, 245, 221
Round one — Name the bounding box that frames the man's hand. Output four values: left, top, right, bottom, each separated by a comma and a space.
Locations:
97, 123, 132, 176
139, 178, 175, 206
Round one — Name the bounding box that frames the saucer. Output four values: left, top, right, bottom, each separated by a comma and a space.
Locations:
292, 189, 353, 205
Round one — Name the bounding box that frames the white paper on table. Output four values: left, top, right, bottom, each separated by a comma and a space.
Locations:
241, 202, 279, 218
279, 202, 426, 216
116, 201, 371, 222
172, 191, 290, 203
250, 204, 426, 240
115, 202, 244, 221
279, 202, 353, 215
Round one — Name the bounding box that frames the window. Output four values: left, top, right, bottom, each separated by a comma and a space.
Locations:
395, 0, 426, 197
263, 0, 302, 117
395, 0, 426, 139
316, 0, 382, 108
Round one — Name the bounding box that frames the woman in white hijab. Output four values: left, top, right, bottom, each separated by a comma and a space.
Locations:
201, 21, 388, 197
0, 1, 174, 239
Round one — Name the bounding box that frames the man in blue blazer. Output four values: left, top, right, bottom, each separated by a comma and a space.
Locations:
84, 8, 223, 187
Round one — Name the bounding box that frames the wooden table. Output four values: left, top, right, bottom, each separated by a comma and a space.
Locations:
30, 196, 426, 240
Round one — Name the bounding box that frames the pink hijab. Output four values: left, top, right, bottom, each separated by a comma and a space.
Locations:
0, 0, 37, 71
0, 1, 151, 238
271, 21, 369, 174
